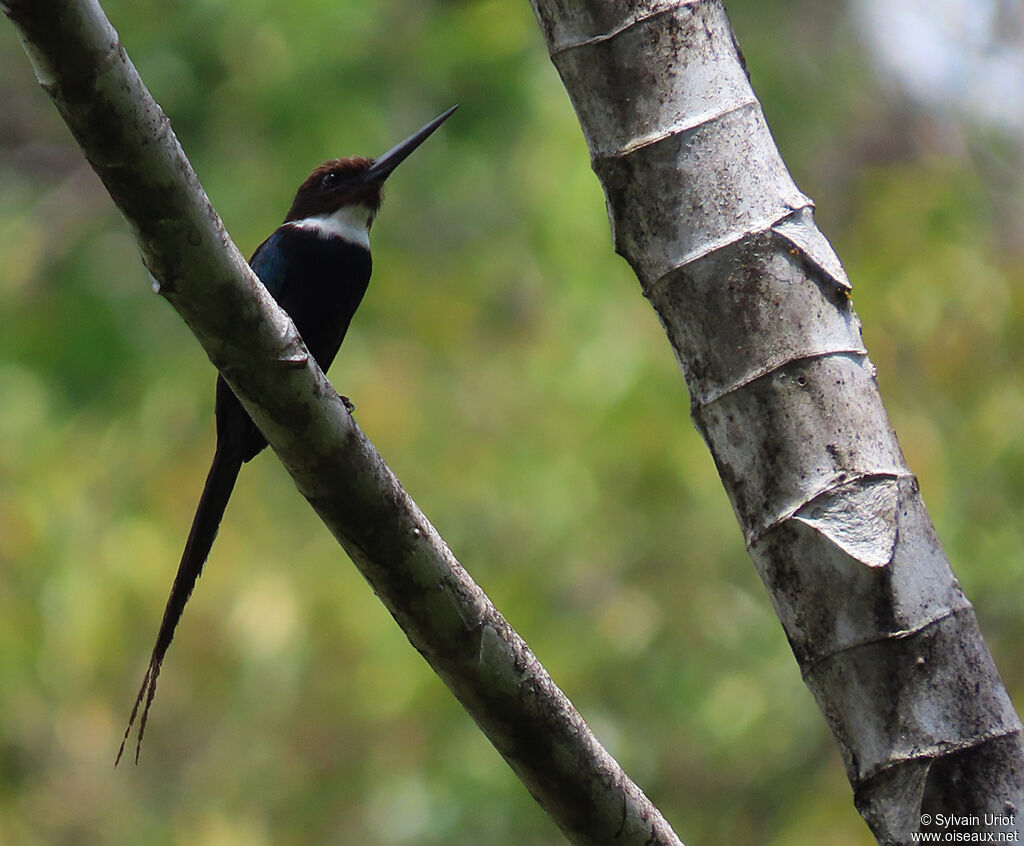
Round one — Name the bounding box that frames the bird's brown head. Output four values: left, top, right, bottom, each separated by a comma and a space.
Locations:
283, 105, 458, 226
285, 158, 380, 223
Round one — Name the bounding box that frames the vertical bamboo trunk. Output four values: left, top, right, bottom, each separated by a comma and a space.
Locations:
529, 1, 1024, 842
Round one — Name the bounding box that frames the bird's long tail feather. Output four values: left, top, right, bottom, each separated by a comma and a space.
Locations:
116, 442, 243, 765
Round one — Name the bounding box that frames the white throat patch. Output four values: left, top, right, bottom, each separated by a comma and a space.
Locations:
289, 204, 374, 249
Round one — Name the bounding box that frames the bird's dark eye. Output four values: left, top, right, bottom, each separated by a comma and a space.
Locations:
321, 171, 340, 189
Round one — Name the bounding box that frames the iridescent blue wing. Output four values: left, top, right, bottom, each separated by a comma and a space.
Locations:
248, 230, 288, 299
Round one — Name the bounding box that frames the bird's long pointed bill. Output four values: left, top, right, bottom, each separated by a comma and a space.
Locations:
362, 105, 458, 184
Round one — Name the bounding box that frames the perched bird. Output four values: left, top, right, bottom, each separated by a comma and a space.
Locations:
117, 106, 457, 765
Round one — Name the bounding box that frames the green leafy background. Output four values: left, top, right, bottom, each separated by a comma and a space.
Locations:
2, 1, 1022, 843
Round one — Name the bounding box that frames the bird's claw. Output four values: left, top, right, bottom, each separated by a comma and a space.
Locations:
339, 394, 355, 414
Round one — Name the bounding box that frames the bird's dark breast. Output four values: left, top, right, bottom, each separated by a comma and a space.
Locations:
217, 227, 372, 462
273, 230, 372, 365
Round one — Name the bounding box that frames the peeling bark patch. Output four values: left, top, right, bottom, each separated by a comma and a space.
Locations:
749, 476, 970, 666
771, 206, 851, 292
696, 354, 906, 537
794, 477, 899, 568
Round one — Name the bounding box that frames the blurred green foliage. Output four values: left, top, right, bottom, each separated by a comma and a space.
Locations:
1, 1, 1022, 844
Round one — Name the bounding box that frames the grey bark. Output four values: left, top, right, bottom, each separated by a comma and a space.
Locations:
1, 1, 685, 843
528, 1, 1024, 843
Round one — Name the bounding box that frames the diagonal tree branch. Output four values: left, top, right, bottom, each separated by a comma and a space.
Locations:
529, 0, 1024, 843
1, 1, 683, 843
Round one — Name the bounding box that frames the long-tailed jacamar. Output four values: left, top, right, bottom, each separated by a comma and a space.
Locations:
117, 106, 457, 765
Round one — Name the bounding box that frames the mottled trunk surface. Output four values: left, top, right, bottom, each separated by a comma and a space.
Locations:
530, 1, 1024, 842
